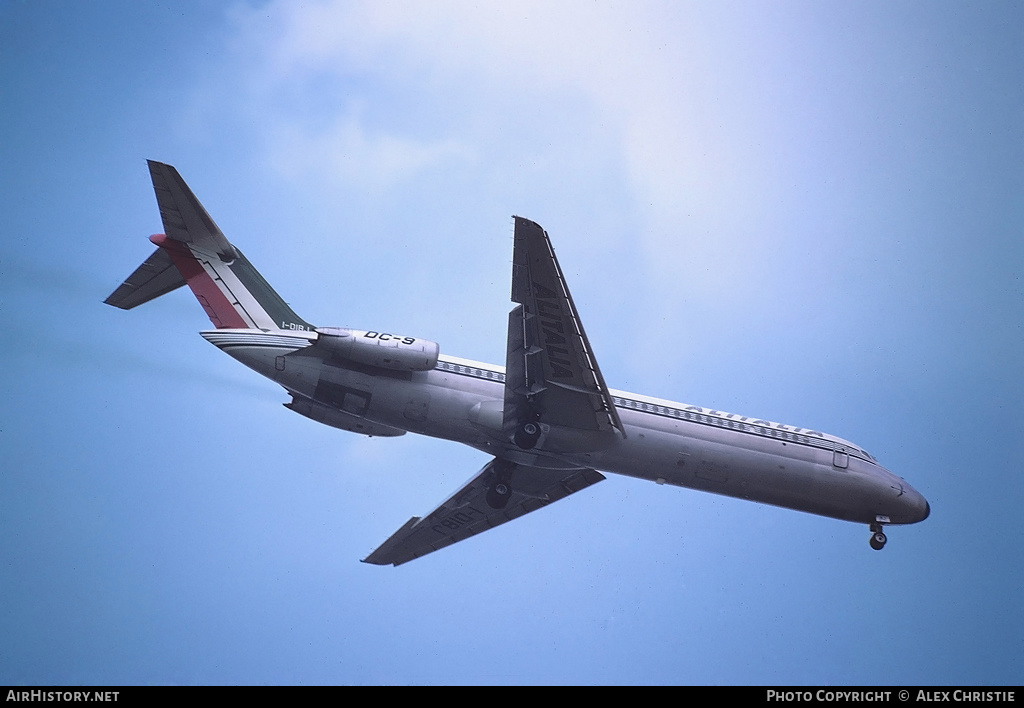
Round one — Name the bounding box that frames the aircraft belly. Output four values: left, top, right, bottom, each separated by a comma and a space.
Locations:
417, 376, 500, 444
270, 353, 323, 399
217, 343, 499, 444
237, 347, 910, 525
224, 343, 913, 526
308, 368, 496, 443
219, 344, 302, 381
585, 416, 896, 524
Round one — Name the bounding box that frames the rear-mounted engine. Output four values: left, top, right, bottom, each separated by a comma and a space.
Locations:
315, 327, 439, 372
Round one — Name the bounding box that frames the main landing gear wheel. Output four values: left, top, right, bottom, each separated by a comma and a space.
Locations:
486, 481, 512, 510
486, 461, 515, 510
513, 421, 541, 450
869, 523, 887, 551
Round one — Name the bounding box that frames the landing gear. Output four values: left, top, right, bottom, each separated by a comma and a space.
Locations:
869, 523, 887, 551
486, 461, 515, 509
486, 481, 512, 509
514, 421, 541, 450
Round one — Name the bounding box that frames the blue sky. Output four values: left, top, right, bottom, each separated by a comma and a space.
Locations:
1, 1, 1021, 685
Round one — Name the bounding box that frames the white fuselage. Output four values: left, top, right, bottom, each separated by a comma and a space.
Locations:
205, 328, 930, 528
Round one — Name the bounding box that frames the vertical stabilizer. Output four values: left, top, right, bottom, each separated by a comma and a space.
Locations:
105, 161, 314, 332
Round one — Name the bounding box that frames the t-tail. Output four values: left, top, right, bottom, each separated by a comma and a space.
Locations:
105, 160, 314, 332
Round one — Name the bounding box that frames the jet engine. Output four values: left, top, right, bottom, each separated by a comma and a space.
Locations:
315, 327, 440, 372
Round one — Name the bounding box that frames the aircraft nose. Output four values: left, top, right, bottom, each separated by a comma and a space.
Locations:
904, 486, 931, 524
881, 467, 930, 524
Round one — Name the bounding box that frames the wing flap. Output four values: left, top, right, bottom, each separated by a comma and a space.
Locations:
363, 458, 605, 566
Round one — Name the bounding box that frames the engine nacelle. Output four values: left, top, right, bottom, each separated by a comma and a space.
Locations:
315, 327, 440, 372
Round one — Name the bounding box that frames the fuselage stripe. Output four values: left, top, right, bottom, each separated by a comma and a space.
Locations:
433, 359, 874, 464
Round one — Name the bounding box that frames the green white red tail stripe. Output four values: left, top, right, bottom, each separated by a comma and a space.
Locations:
105, 161, 314, 333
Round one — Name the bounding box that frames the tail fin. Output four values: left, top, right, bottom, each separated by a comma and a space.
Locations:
105, 161, 313, 332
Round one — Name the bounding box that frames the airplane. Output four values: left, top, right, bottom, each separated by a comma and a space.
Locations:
106, 161, 930, 566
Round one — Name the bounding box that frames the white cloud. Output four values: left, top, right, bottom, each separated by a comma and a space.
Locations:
193, 0, 820, 386
220, 1, 777, 286
268, 107, 474, 190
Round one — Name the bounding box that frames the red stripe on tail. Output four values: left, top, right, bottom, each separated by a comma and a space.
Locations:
150, 234, 249, 329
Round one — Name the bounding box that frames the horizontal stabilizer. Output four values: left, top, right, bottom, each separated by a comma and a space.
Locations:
104, 246, 186, 310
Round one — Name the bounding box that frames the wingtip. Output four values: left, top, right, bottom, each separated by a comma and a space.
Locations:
360, 557, 391, 567
512, 215, 543, 230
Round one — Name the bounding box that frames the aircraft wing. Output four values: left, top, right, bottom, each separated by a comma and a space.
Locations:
362, 457, 604, 566
503, 216, 625, 442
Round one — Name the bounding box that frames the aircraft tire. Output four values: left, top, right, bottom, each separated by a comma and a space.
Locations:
869, 532, 887, 550
514, 422, 541, 450
487, 484, 512, 510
